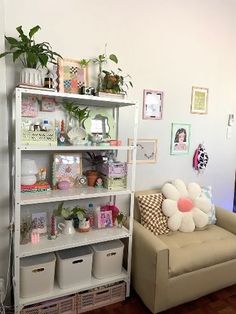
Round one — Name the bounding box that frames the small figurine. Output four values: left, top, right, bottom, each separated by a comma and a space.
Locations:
95, 177, 103, 188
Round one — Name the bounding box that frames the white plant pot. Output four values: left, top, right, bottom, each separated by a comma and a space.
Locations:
58, 220, 75, 235
20, 68, 44, 87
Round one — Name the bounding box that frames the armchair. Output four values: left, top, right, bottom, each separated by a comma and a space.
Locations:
132, 189, 236, 313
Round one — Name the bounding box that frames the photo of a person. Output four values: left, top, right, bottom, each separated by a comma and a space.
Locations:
170, 123, 191, 155
174, 128, 187, 151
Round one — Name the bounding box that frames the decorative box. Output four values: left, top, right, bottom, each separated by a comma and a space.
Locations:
97, 162, 127, 178
52, 153, 82, 188
102, 175, 127, 190
21, 130, 57, 146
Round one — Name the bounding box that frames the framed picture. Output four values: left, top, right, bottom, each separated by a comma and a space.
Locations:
57, 58, 88, 94
40, 97, 56, 112
127, 138, 157, 163
53, 153, 82, 188
21, 95, 38, 117
32, 212, 47, 234
170, 123, 191, 155
143, 89, 163, 120
191, 86, 208, 114
97, 210, 113, 228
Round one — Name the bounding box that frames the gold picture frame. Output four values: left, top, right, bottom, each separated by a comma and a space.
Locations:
191, 86, 208, 114
127, 138, 157, 163
57, 58, 88, 94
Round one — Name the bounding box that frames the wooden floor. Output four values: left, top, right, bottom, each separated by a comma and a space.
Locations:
85, 284, 236, 314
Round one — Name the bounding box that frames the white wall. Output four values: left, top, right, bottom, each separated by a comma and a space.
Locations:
0, 0, 10, 282
1, 0, 236, 277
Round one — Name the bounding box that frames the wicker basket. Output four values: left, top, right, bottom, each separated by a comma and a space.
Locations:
21, 294, 76, 314
21, 130, 57, 146
77, 281, 126, 313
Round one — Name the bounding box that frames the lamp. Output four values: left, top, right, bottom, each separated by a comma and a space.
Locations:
21, 159, 38, 185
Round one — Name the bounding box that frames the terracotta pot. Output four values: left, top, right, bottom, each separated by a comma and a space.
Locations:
86, 170, 99, 187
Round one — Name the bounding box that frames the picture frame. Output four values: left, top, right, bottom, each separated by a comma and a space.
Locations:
170, 123, 191, 155
53, 153, 82, 188
21, 95, 38, 117
57, 58, 88, 94
143, 89, 163, 120
40, 96, 56, 112
97, 210, 113, 228
31, 212, 47, 234
127, 138, 157, 163
191, 86, 208, 114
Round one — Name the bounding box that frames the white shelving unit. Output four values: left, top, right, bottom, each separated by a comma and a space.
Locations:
12, 87, 138, 313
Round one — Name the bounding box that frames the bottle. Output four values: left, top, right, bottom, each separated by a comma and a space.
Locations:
87, 202, 94, 228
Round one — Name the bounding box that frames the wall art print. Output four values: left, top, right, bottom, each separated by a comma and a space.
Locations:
191, 86, 208, 114
143, 89, 163, 120
58, 58, 87, 94
170, 123, 191, 155
127, 138, 157, 163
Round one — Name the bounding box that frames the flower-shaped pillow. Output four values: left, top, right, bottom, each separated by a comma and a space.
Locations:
161, 179, 212, 232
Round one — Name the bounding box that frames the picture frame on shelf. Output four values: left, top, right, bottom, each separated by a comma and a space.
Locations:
143, 89, 163, 120
57, 58, 88, 94
170, 123, 191, 155
21, 95, 38, 117
40, 96, 56, 112
31, 212, 47, 234
191, 86, 208, 114
53, 153, 82, 188
127, 138, 157, 163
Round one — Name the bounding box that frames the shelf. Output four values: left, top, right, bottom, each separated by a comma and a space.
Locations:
19, 269, 128, 308
20, 145, 134, 151
20, 187, 132, 205
16, 87, 136, 107
20, 227, 131, 257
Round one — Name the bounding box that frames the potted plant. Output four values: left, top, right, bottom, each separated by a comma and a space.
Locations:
54, 202, 76, 235
84, 152, 105, 187
0, 25, 62, 87
93, 45, 133, 96
93, 44, 118, 93
102, 69, 133, 95
63, 101, 90, 145
72, 206, 90, 232
20, 218, 33, 244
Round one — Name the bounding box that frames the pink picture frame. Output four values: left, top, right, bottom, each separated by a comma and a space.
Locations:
58, 58, 88, 94
143, 89, 163, 120
97, 210, 113, 228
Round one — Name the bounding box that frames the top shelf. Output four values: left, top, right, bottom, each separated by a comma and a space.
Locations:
15, 87, 136, 107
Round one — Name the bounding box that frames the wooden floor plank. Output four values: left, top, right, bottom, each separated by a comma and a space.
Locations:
84, 284, 236, 314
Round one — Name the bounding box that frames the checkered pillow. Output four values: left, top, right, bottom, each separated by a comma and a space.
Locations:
137, 193, 170, 235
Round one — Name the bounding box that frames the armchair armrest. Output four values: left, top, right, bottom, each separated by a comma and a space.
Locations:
216, 206, 236, 234
132, 219, 169, 312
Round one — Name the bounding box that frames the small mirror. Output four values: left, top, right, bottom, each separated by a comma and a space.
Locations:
91, 114, 110, 138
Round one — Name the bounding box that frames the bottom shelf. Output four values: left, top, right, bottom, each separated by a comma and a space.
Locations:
19, 269, 128, 308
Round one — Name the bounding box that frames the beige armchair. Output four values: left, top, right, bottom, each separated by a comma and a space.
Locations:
132, 189, 236, 313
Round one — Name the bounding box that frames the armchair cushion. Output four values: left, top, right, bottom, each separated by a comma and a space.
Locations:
137, 193, 170, 235
159, 224, 236, 277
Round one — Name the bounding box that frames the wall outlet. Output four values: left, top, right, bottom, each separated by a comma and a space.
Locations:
0, 278, 5, 301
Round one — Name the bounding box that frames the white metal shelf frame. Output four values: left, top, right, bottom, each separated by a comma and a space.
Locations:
13, 87, 138, 313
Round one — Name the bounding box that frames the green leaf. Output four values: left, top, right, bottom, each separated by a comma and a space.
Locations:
16, 26, 28, 43
5, 36, 18, 45
38, 54, 48, 67
109, 54, 118, 63
26, 52, 38, 68
29, 25, 41, 39
13, 50, 23, 62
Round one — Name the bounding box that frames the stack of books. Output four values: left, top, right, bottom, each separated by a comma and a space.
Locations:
21, 182, 51, 193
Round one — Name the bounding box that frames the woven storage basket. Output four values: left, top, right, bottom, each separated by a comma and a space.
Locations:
21, 294, 76, 314
77, 281, 125, 313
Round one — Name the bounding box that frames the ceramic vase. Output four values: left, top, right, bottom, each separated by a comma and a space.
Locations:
58, 220, 75, 235
20, 68, 44, 86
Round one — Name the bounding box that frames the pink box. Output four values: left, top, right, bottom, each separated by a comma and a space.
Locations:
97, 162, 127, 178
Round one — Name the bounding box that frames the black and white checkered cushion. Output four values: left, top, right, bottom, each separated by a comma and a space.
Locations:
137, 193, 170, 235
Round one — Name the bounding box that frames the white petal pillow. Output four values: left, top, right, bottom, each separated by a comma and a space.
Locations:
161, 179, 211, 232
